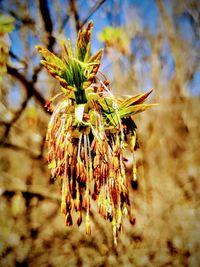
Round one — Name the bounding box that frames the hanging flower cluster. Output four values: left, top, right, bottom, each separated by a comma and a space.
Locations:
36, 21, 154, 244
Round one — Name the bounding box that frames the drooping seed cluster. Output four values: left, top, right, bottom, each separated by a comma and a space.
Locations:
37, 21, 154, 244
46, 94, 137, 244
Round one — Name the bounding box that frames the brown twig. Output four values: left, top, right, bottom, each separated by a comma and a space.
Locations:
7, 66, 48, 110
38, 0, 55, 51
9, 50, 28, 67
2, 187, 60, 202
0, 142, 45, 160
79, 0, 106, 28
1, 95, 29, 142
69, 0, 81, 32
59, 14, 70, 33
0, 66, 50, 142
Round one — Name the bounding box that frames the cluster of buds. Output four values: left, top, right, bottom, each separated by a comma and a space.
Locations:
37, 21, 154, 244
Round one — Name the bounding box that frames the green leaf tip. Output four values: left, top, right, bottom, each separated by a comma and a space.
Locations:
0, 13, 15, 33
36, 21, 103, 99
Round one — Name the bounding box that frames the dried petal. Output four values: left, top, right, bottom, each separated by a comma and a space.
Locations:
77, 215, 82, 226
66, 213, 73, 226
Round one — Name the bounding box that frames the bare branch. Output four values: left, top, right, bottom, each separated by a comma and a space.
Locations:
59, 14, 70, 33
0, 66, 50, 142
2, 187, 60, 202
69, 0, 81, 32
0, 142, 45, 160
9, 50, 27, 67
1, 95, 29, 142
7, 66, 48, 110
38, 0, 55, 51
6, 9, 35, 27
80, 0, 106, 28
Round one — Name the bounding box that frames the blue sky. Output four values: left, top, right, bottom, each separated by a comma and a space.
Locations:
1, 0, 199, 103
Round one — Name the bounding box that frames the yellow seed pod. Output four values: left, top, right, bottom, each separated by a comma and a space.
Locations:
93, 156, 98, 169
133, 164, 137, 181
85, 215, 91, 236
80, 161, 85, 173
67, 142, 73, 156
80, 147, 85, 160
61, 199, 66, 214
112, 224, 117, 245
74, 197, 81, 212
122, 205, 128, 216
100, 163, 104, 176
66, 116, 73, 130
131, 133, 136, 151
68, 155, 72, 165
89, 162, 93, 181
113, 157, 119, 171
76, 162, 80, 177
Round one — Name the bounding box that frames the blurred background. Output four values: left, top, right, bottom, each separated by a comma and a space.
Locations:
0, 0, 200, 266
